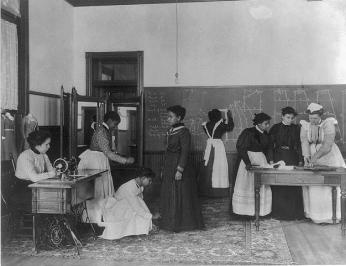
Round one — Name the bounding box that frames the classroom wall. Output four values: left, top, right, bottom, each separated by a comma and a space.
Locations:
29, 0, 74, 95
73, 0, 346, 93
29, 95, 60, 126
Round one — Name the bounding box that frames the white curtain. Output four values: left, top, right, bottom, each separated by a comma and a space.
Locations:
1, 0, 20, 16
1, 19, 18, 110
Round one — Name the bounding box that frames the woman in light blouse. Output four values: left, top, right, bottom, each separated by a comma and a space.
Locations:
300, 103, 346, 223
15, 130, 56, 183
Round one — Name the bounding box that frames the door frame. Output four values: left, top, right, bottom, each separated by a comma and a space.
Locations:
85, 51, 144, 165
85, 51, 143, 97
111, 99, 143, 165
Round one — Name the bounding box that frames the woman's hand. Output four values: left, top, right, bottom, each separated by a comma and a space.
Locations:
152, 212, 161, 220
126, 157, 135, 164
304, 156, 311, 166
245, 164, 252, 170
175, 171, 182, 181
48, 170, 56, 178
309, 156, 317, 167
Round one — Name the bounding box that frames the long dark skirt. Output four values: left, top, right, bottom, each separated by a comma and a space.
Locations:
271, 149, 305, 220
198, 146, 229, 198
160, 152, 205, 232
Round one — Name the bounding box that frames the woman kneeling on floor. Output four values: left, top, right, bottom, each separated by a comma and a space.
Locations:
97, 167, 160, 240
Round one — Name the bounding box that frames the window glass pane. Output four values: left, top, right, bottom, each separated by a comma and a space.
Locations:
92, 59, 137, 81
1, 19, 18, 110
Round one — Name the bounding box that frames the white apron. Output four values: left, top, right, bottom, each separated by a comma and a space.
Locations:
98, 180, 152, 240
301, 118, 345, 223
232, 151, 272, 216
78, 149, 114, 223
203, 120, 229, 188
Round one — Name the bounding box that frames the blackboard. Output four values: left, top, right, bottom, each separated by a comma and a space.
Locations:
144, 85, 346, 152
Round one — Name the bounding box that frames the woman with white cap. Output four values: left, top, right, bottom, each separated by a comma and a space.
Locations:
300, 103, 346, 223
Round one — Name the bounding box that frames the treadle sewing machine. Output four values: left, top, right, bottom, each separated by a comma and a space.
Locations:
29, 157, 107, 255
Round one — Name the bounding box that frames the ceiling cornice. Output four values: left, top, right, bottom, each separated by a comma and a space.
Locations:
65, 0, 245, 7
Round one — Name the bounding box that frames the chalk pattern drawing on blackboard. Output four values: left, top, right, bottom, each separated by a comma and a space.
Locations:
145, 86, 346, 151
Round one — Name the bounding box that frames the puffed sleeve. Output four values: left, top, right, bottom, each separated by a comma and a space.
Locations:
236, 129, 251, 166
15, 153, 52, 182
312, 118, 337, 161
177, 129, 191, 172
97, 129, 127, 164
300, 120, 310, 158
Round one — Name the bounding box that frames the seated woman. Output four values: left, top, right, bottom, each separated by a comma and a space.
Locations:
300, 103, 346, 223
98, 168, 159, 240
232, 113, 273, 216
79, 111, 135, 222
198, 109, 234, 198
269, 106, 305, 220
15, 130, 56, 182
15, 131, 56, 210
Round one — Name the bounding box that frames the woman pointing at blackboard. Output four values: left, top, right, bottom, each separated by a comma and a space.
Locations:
160, 105, 205, 232
198, 109, 234, 197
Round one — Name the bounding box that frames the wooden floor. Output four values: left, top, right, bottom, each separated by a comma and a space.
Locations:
282, 220, 346, 265
2, 221, 346, 265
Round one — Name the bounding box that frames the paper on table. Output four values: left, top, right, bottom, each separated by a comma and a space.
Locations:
271, 161, 294, 170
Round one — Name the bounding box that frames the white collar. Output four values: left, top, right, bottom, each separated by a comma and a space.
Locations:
171, 125, 185, 132
168, 125, 185, 135
255, 125, 264, 134
102, 122, 109, 130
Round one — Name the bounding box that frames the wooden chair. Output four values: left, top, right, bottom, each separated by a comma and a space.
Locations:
4, 153, 33, 238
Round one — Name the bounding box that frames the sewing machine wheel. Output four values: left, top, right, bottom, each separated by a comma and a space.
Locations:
53, 158, 69, 174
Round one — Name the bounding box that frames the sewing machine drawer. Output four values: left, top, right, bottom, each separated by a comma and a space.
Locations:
31, 188, 70, 214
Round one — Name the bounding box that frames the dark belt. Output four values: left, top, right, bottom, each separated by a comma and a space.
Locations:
278, 146, 291, 150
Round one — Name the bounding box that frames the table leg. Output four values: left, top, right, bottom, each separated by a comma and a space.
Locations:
332, 186, 337, 224
254, 173, 261, 231
32, 214, 37, 253
341, 174, 346, 236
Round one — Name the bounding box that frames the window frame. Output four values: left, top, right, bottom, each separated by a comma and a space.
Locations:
1, 0, 29, 114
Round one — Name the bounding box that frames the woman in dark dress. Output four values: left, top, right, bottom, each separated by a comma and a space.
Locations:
269, 106, 304, 220
232, 113, 273, 216
198, 109, 234, 197
160, 105, 205, 232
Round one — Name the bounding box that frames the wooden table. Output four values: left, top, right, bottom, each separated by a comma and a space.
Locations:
29, 169, 107, 253
250, 168, 346, 235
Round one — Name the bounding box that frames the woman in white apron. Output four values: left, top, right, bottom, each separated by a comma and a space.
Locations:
232, 112, 273, 216
198, 109, 234, 197
300, 103, 346, 223
78, 111, 135, 223
98, 168, 159, 240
